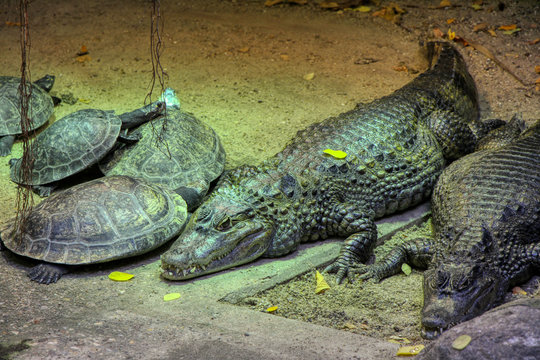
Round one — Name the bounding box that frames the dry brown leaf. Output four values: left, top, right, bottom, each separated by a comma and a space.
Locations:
238, 47, 250, 53
473, 23, 488, 32
265, 0, 307, 6
372, 3, 405, 23
438, 0, 452, 8
512, 286, 527, 295
433, 28, 444, 38
527, 38, 540, 45
498, 24, 517, 31
447, 18, 456, 24
76, 55, 91, 63
393, 65, 408, 72
535, 65, 540, 74
487, 29, 497, 37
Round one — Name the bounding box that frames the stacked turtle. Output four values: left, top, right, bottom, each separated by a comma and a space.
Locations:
1, 82, 226, 283
0, 75, 58, 156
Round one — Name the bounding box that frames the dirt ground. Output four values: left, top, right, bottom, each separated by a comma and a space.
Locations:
0, 0, 539, 359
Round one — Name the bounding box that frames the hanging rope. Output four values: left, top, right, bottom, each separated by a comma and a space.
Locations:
146, 0, 172, 158
14, 0, 34, 243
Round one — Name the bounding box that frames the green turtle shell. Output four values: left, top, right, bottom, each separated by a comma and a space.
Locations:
99, 109, 225, 211
0, 175, 187, 265
10, 109, 121, 186
0, 76, 53, 136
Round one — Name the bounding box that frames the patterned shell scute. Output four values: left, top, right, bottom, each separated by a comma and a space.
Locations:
10, 109, 121, 185
100, 109, 225, 200
1, 175, 188, 265
0, 76, 53, 135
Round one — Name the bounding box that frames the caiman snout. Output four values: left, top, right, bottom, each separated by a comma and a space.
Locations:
420, 295, 458, 339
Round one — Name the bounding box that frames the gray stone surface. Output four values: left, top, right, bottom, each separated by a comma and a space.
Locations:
418, 298, 540, 360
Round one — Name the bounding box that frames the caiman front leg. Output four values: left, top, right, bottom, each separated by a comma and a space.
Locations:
324, 204, 377, 284
352, 237, 434, 282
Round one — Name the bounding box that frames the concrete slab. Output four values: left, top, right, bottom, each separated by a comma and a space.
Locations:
1, 203, 428, 360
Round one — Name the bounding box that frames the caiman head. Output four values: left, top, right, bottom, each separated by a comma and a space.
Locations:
420, 260, 504, 339
160, 165, 298, 280
160, 187, 275, 280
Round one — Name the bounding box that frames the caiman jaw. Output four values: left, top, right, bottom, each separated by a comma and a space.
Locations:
160, 218, 273, 280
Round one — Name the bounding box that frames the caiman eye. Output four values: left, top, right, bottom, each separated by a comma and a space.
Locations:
453, 275, 472, 291
216, 217, 232, 231
215, 213, 253, 231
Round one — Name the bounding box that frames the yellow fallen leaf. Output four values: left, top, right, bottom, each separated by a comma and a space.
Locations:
303, 72, 315, 81
471, 4, 482, 10
78, 98, 91, 104
280, 54, 289, 61
266, 306, 278, 312
163, 292, 181, 302
535, 65, 540, 74
343, 322, 357, 330
498, 24, 517, 31
396, 344, 425, 356
401, 263, 412, 276
446, 18, 456, 24
487, 29, 497, 37
323, 149, 347, 159
452, 334, 472, 350
502, 28, 521, 35
315, 270, 330, 294
238, 47, 250, 53
108, 271, 134, 282
320, 2, 339, 9
354, 6, 371, 13
448, 29, 456, 40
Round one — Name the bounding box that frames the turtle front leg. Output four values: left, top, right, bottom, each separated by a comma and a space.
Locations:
0, 135, 16, 156
28, 263, 68, 284
324, 204, 377, 284
32, 183, 57, 197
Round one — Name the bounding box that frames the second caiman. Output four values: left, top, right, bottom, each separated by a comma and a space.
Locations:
161, 41, 500, 283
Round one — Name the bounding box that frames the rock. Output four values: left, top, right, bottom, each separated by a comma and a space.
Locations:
418, 298, 540, 360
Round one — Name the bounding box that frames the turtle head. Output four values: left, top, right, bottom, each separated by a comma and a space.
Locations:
420, 261, 503, 339
160, 186, 274, 280
160, 87, 181, 110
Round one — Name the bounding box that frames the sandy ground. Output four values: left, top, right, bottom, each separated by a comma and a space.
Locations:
0, 0, 539, 359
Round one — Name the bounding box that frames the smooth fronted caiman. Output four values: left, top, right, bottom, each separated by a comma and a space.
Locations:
160, 41, 501, 283
353, 117, 540, 339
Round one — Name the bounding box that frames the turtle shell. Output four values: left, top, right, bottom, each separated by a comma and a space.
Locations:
0, 76, 53, 136
99, 109, 226, 211
0, 175, 187, 265
10, 109, 121, 186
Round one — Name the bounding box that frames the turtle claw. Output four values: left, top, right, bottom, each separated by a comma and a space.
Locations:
28, 263, 67, 284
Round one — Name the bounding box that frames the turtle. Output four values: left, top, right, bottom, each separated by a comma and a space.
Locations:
99, 88, 226, 211
0, 175, 188, 284
9, 99, 165, 196
0, 74, 59, 156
